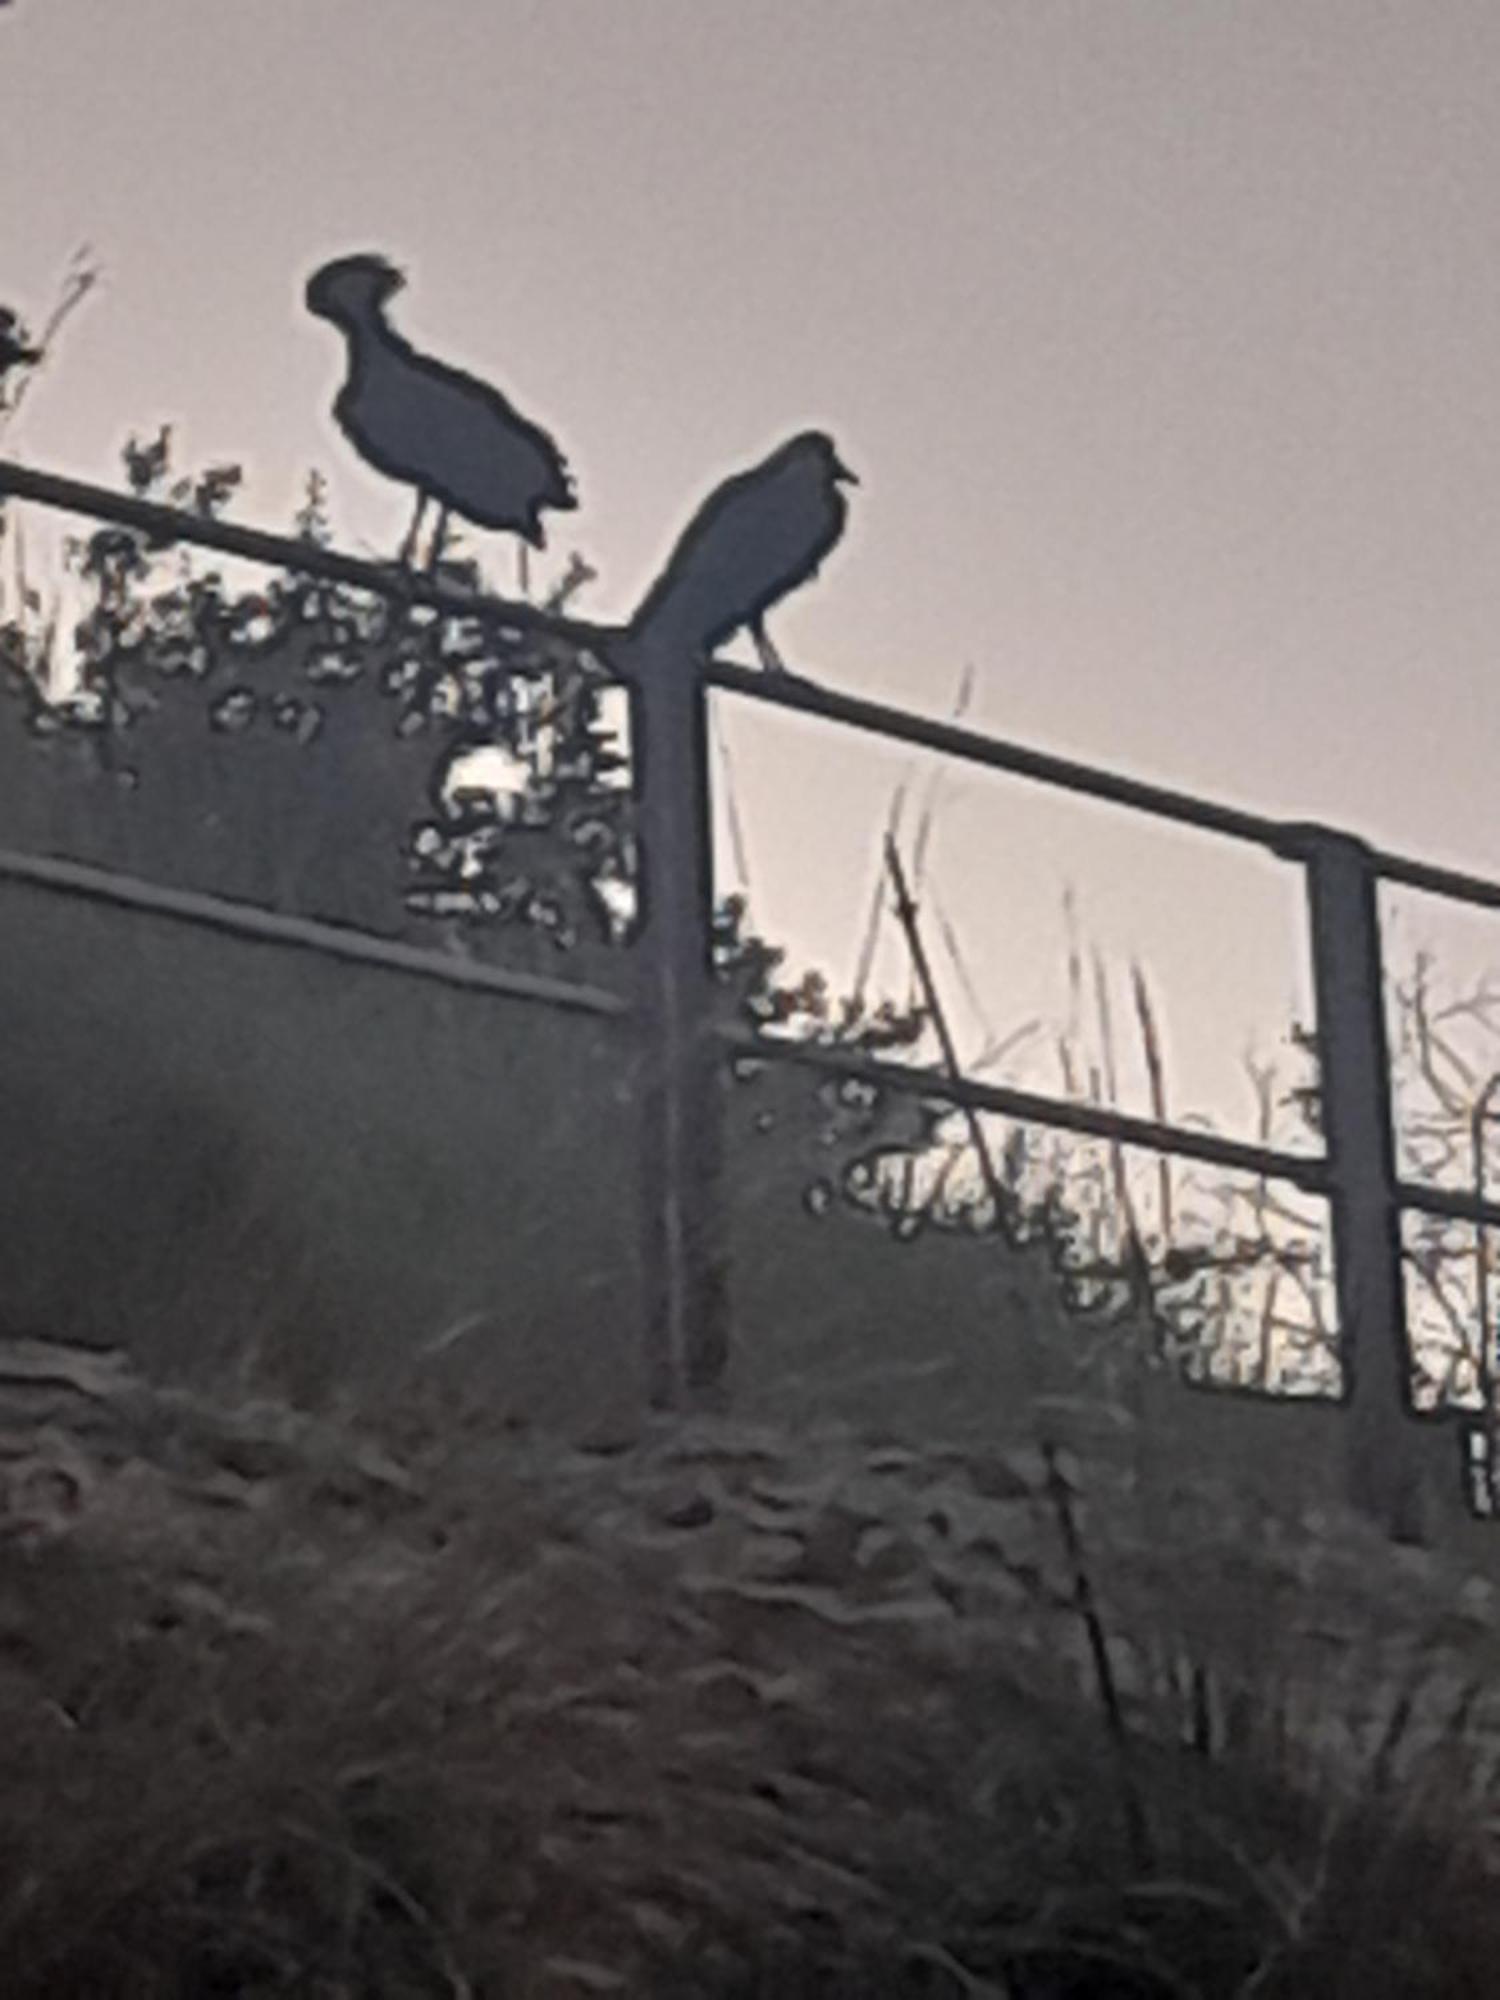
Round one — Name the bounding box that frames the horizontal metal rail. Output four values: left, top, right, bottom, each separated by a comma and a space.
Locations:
720, 1026, 1332, 1193
708, 659, 1291, 848
0, 845, 628, 1017
1394, 1176, 1500, 1236
11, 457, 1500, 916
709, 665, 1500, 926
1374, 848, 1500, 919
0, 457, 619, 653
728, 1030, 1500, 1239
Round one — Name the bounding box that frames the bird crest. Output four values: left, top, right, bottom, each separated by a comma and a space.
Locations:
305, 253, 405, 324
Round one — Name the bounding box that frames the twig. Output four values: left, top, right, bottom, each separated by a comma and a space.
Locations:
850, 787, 908, 1020
710, 703, 753, 893
1040, 1441, 1152, 1873
884, 835, 1016, 1244
0, 245, 101, 441
931, 878, 1003, 1056
1131, 960, 1174, 1243
1062, 885, 1085, 1049
910, 660, 976, 892
1470, 1073, 1500, 1508
1092, 949, 1154, 1322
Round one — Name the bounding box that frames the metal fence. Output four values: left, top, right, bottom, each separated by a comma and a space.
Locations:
3, 454, 1498, 1535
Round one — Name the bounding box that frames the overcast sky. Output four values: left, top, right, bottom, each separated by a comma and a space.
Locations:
5, 0, 1500, 1134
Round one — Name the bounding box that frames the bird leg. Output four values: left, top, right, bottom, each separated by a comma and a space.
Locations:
424, 505, 453, 574
749, 617, 787, 675
397, 491, 430, 570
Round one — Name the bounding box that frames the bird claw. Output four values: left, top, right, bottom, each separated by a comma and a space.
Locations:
750, 625, 788, 677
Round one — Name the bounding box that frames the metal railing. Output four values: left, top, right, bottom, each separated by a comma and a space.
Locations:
3, 454, 1496, 1533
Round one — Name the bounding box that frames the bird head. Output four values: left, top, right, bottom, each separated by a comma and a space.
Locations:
305, 253, 406, 325
794, 430, 859, 487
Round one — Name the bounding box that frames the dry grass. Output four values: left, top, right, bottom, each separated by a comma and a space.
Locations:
0, 1339, 1498, 1997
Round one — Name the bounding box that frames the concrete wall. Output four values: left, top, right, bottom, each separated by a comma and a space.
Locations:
0, 875, 644, 1421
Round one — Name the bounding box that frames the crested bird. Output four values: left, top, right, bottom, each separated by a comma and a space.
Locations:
628, 430, 858, 673
304, 252, 576, 571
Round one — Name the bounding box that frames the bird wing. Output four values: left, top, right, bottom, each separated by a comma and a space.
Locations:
629, 458, 778, 641
341, 333, 574, 531
409, 346, 575, 507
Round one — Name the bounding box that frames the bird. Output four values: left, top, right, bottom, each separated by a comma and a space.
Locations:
304, 252, 577, 572
628, 431, 858, 673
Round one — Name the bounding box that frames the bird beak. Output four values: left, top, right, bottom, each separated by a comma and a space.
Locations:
834, 457, 859, 486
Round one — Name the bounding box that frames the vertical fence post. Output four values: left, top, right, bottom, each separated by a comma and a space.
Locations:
617, 634, 729, 1411
1470, 1078, 1500, 1514
1289, 824, 1418, 1535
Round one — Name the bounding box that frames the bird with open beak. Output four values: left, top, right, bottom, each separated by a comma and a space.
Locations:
628, 431, 858, 674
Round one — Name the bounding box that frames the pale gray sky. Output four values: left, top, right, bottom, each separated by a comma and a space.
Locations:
5, 0, 1500, 1133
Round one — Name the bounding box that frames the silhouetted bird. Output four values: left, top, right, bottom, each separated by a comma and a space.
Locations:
629, 431, 858, 672
305, 252, 576, 569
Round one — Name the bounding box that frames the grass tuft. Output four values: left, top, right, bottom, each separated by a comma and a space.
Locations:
0, 1338, 1496, 1996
